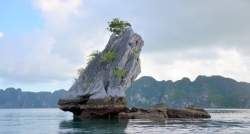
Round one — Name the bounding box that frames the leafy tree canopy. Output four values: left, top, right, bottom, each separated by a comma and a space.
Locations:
107, 18, 131, 34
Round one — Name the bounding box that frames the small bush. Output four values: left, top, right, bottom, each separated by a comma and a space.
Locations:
107, 18, 131, 34
99, 52, 116, 63
134, 50, 139, 54
112, 68, 126, 78
87, 50, 100, 64
110, 46, 115, 52
99, 46, 116, 63
88, 79, 93, 83
77, 67, 85, 75
72, 67, 85, 84
136, 57, 140, 62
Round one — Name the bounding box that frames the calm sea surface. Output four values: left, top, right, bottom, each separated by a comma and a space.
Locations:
0, 108, 250, 134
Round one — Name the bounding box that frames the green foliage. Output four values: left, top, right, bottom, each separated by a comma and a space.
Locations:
99, 46, 116, 63
73, 67, 85, 84
77, 67, 84, 76
134, 50, 139, 54
99, 52, 116, 63
136, 57, 140, 62
107, 18, 131, 34
112, 68, 126, 78
110, 46, 115, 52
87, 50, 100, 64
88, 79, 93, 83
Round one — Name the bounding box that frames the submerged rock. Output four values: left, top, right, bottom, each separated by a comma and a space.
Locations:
58, 28, 144, 118
166, 106, 211, 118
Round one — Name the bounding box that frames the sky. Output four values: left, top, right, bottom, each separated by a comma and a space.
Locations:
0, 0, 250, 92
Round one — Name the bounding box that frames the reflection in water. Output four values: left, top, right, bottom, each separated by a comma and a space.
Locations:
128, 118, 166, 126
58, 109, 250, 133
0, 109, 250, 133
59, 118, 128, 134
125, 109, 250, 133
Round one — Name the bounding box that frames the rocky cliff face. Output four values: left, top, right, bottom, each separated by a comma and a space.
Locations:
58, 28, 144, 118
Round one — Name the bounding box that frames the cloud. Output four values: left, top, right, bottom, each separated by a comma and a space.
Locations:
1, 0, 250, 88
139, 48, 250, 82
134, 1, 250, 54
0, 33, 74, 83
0, 0, 110, 84
0, 32, 3, 38
32, 0, 82, 29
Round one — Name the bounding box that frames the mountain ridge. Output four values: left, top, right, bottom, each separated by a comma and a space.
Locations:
126, 75, 250, 108
1, 75, 250, 108
0, 88, 66, 108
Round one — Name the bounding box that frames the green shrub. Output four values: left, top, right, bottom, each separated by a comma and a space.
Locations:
87, 50, 100, 64
99, 52, 116, 63
99, 46, 116, 63
136, 57, 140, 62
110, 46, 115, 52
107, 18, 131, 34
77, 67, 85, 75
112, 68, 126, 78
72, 67, 85, 84
88, 79, 93, 83
134, 50, 139, 54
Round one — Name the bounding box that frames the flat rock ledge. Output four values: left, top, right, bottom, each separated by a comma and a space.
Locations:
118, 106, 211, 119
59, 97, 129, 118
119, 107, 168, 119
166, 107, 211, 118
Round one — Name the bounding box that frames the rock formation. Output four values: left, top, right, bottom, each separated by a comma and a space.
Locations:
118, 105, 211, 119
58, 28, 144, 118
118, 107, 168, 119
166, 106, 211, 118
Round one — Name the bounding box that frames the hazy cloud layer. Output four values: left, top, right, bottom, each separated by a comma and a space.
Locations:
0, 32, 3, 38
139, 49, 250, 82
0, 0, 250, 88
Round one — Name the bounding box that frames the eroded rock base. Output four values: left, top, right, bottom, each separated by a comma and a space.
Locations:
60, 96, 211, 119
119, 107, 167, 119
166, 106, 211, 118
59, 97, 129, 118
118, 106, 211, 119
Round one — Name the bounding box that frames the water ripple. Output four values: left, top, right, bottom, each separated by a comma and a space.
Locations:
0, 108, 250, 133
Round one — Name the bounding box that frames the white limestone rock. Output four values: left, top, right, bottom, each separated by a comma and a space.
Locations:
59, 28, 144, 102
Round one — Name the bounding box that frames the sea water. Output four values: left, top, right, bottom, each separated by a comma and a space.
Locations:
0, 108, 250, 134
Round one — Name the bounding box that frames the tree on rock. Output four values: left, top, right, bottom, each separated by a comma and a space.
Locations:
107, 18, 131, 35
73, 67, 84, 84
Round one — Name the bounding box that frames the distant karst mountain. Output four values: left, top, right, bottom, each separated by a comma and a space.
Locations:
125, 75, 250, 108
1, 75, 250, 109
0, 88, 66, 108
